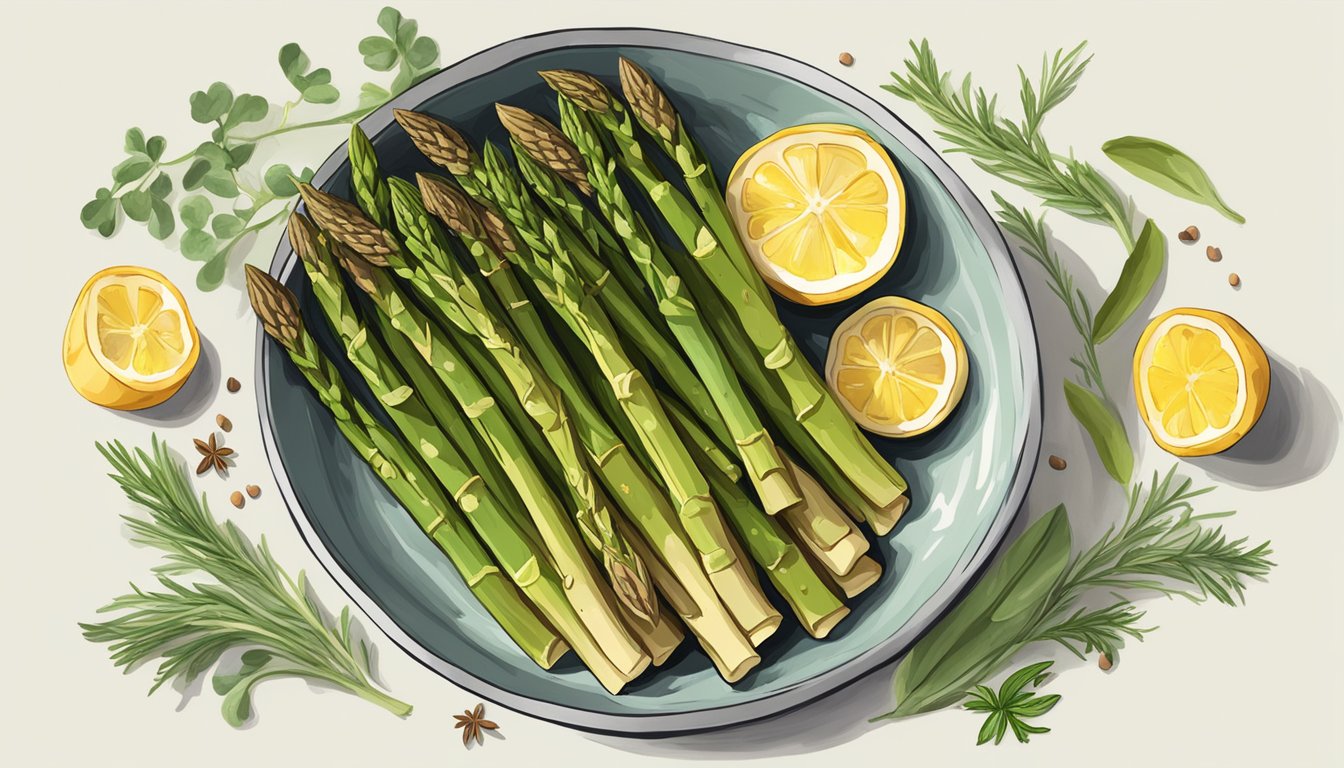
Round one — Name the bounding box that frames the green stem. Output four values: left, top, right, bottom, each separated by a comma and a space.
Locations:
233, 106, 375, 142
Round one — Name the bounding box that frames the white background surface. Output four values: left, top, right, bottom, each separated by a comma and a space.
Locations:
2, 1, 1341, 765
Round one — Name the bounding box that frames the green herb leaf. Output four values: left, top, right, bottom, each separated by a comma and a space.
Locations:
148, 173, 172, 199
189, 82, 234, 124
303, 83, 340, 104
884, 506, 1071, 718
976, 711, 1005, 745
148, 199, 175, 240
197, 251, 229, 290
406, 36, 438, 69
1063, 379, 1132, 484
359, 36, 397, 71
179, 195, 213, 229
194, 141, 231, 169
182, 159, 210, 190
376, 6, 402, 36
124, 127, 146, 153
211, 649, 273, 695
263, 163, 299, 196
112, 155, 152, 184
180, 229, 218, 261
145, 135, 166, 162
1103, 136, 1245, 223
228, 143, 256, 169
212, 213, 244, 239
122, 189, 153, 222
81, 188, 116, 232
965, 661, 1060, 746
1009, 693, 1060, 718
278, 43, 310, 86
202, 170, 239, 198
359, 82, 391, 107
224, 93, 268, 129
1091, 219, 1165, 344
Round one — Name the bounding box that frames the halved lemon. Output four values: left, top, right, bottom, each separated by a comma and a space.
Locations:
63, 266, 200, 410
1133, 307, 1269, 456
825, 296, 967, 437
726, 123, 906, 306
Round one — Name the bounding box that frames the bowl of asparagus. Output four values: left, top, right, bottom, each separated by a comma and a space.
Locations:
252, 28, 1040, 733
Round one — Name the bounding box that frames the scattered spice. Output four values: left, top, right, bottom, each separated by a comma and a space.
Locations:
1048, 455, 1067, 471
1228, 272, 1241, 288
216, 413, 233, 432
1098, 652, 1113, 671
1177, 225, 1199, 243
838, 51, 855, 66
193, 433, 235, 475
1206, 246, 1222, 262
454, 703, 499, 747
230, 491, 245, 509
226, 377, 241, 393
246, 484, 261, 499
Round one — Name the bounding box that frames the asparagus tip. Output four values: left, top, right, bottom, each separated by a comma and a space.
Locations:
494, 103, 593, 196
537, 69, 613, 114
243, 264, 302, 353
393, 108, 474, 176
617, 57, 677, 141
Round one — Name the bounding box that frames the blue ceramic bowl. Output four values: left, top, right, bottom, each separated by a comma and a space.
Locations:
258, 28, 1040, 734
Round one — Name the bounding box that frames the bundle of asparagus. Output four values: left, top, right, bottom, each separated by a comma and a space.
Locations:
247, 58, 910, 694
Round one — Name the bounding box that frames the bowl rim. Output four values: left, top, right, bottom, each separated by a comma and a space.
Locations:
256, 26, 1042, 736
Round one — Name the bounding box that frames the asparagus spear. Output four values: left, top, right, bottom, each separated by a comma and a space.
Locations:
392, 109, 780, 644
542, 68, 910, 527
348, 125, 391, 228
418, 176, 759, 679
243, 265, 566, 670
500, 102, 800, 516
308, 222, 651, 682
284, 215, 644, 692
392, 108, 728, 458
664, 397, 851, 639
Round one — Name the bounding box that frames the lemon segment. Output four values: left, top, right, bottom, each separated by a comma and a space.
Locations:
1133, 307, 1268, 456
63, 266, 200, 410
727, 124, 906, 306
825, 296, 968, 437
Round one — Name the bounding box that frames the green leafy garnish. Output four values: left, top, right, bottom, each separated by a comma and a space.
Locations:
964, 662, 1061, 745
1063, 379, 1133, 485
1103, 135, 1245, 223
78, 6, 440, 291
80, 437, 412, 726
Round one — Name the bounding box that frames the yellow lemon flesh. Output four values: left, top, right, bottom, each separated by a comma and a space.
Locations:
63, 266, 200, 410
825, 296, 967, 437
1133, 307, 1269, 457
726, 124, 906, 306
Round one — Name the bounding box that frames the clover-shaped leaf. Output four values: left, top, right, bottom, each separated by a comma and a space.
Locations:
124, 127, 146, 154
224, 94, 268, 129
180, 229, 218, 262
80, 188, 118, 236
212, 213, 244, 239
189, 82, 234, 124
179, 195, 213, 230
122, 190, 153, 223
358, 36, 397, 71
279, 43, 341, 104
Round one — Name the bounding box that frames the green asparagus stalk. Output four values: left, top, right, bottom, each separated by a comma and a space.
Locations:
392, 108, 728, 456
542, 68, 910, 524
283, 215, 645, 692
779, 455, 871, 578
500, 102, 800, 516
664, 398, 851, 639
348, 125, 391, 228
418, 175, 760, 678
305, 219, 652, 683
392, 108, 779, 643
243, 264, 566, 670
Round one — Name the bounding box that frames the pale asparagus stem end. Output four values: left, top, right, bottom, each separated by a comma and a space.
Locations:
617, 57, 677, 141
392, 108, 475, 176
870, 495, 910, 536
297, 183, 396, 266
538, 69, 613, 114
831, 555, 883, 599
495, 103, 593, 196
243, 265, 302, 354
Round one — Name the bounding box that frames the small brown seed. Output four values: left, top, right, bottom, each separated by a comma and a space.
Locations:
1206, 246, 1222, 262
1048, 455, 1067, 471
226, 377, 241, 393
230, 491, 245, 509
1098, 653, 1113, 671
246, 484, 261, 499
1177, 225, 1200, 243
216, 413, 233, 432
838, 52, 855, 66
1228, 272, 1241, 287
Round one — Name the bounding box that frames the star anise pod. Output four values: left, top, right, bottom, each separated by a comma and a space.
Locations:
453, 703, 499, 747
193, 433, 235, 475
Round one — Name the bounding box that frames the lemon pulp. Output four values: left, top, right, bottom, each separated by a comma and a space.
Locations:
88, 275, 191, 381
727, 124, 905, 305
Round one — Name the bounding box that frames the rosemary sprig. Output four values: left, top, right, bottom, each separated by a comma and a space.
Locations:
884, 40, 1135, 250
80, 437, 411, 726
